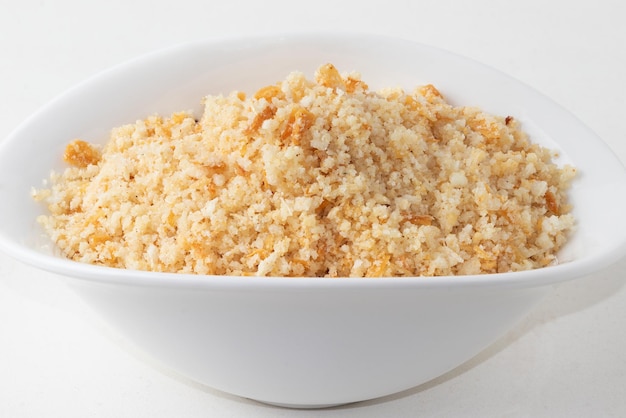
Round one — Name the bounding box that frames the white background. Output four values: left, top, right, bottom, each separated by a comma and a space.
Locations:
1, 1, 625, 416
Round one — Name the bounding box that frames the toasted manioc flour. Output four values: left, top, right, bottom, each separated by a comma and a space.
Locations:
33, 64, 576, 277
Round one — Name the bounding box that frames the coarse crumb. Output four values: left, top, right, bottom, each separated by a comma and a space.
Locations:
33, 63, 576, 277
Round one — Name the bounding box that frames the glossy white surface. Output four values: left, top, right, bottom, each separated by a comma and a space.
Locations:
2, 1, 626, 416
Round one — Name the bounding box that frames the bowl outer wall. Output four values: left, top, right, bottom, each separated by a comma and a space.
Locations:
65, 273, 551, 406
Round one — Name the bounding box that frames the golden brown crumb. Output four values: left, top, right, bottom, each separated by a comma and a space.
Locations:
34, 64, 576, 277
545, 190, 560, 215
315, 63, 345, 90
245, 105, 277, 135
254, 84, 284, 102
280, 106, 316, 145
63, 139, 100, 168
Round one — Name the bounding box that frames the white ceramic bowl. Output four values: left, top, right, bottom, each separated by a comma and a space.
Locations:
1, 33, 626, 408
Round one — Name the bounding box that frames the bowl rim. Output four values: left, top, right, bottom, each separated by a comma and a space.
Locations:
2, 244, 623, 291
1, 32, 626, 290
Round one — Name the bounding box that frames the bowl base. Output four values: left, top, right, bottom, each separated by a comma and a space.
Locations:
250, 399, 350, 409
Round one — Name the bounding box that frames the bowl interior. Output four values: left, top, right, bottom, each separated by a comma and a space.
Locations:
1, 33, 625, 283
